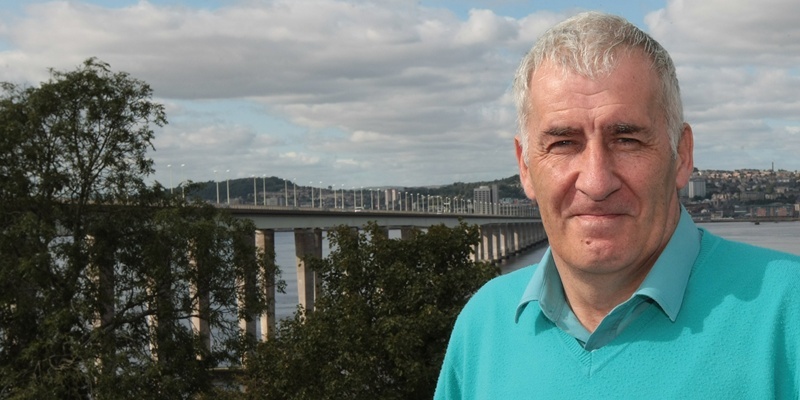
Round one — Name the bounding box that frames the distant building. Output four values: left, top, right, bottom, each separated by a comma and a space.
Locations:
750, 204, 795, 218
740, 191, 766, 202
473, 185, 499, 214
687, 178, 707, 199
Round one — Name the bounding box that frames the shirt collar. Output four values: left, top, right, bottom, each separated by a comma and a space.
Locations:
516, 206, 701, 323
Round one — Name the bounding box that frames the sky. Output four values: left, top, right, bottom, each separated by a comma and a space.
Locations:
1, 0, 798, 188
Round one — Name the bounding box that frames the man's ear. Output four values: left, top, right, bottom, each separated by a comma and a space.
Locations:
515, 136, 536, 200
675, 123, 694, 190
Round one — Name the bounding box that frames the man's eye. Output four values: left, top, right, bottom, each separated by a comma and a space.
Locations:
547, 140, 578, 153
615, 137, 639, 145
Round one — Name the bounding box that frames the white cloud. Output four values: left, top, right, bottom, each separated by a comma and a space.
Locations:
1, 0, 797, 186
645, 0, 800, 171
646, 0, 800, 67
455, 9, 517, 45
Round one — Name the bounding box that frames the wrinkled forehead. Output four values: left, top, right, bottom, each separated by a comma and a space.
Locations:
526, 53, 664, 124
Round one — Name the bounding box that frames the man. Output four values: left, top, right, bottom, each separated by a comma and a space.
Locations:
435, 12, 800, 399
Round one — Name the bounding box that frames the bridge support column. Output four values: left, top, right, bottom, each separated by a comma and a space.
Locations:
521, 222, 531, 249
87, 235, 117, 366
537, 223, 547, 243
400, 226, 415, 240
509, 223, 519, 255
483, 225, 495, 262
491, 225, 503, 262
188, 245, 211, 355
255, 229, 276, 340
497, 224, 507, 260
527, 223, 536, 246
238, 232, 258, 340
295, 228, 322, 313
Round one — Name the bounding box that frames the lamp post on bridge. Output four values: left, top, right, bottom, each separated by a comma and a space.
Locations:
180, 164, 185, 198
167, 164, 173, 194
226, 170, 230, 205
252, 175, 257, 206
309, 181, 314, 208
214, 170, 219, 204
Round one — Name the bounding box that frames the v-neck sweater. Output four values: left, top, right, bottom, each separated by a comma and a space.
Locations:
435, 230, 800, 399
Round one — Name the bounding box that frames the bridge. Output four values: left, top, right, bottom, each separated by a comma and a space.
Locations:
222, 204, 547, 341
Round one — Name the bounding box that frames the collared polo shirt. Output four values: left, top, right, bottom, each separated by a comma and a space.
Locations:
515, 206, 701, 350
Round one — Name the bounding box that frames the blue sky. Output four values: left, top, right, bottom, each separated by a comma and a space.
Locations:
1, 0, 799, 188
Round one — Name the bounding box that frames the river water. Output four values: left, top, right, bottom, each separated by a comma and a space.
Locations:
272, 221, 799, 322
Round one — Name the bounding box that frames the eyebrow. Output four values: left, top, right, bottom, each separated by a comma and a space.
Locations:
540, 123, 648, 138
604, 123, 646, 135
542, 126, 581, 137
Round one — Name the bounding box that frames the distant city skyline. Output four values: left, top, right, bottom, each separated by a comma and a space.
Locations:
2, 0, 799, 187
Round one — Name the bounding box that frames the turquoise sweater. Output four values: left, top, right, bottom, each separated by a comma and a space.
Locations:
435, 231, 800, 399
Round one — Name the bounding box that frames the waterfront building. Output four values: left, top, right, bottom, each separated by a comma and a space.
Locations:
740, 191, 767, 202
750, 203, 795, 218
687, 178, 707, 199
473, 185, 499, 214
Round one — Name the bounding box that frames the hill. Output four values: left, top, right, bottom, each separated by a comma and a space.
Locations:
178, 175, 527, 206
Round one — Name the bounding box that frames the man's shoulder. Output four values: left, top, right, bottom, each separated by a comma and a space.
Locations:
477, 264, 538, 298
458, 264, 539, 319
696, 230, 800, 298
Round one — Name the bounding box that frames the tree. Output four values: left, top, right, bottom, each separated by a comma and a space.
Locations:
0, 59, 277, 399
241, 222, 498, 399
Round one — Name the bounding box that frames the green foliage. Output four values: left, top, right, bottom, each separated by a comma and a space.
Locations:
0, 59, 279, 399
241, 222, 498, 400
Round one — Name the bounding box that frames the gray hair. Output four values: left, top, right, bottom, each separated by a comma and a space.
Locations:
513, 12, 683, 161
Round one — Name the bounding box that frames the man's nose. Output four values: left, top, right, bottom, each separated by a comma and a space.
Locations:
574, 143, 622, 201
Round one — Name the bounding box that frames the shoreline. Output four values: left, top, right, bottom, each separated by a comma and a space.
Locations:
693, 218, 799, 223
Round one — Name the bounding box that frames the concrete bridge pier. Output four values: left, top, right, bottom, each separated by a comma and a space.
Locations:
472, 222, 547, 264
512, 223, 521, 255
238, 232, 258, 340
492, 225, 502, 262
255, 229, 276, 340
523, 222, 533, 250
189, 248, 211, 354
535, 223, 547, 243
295, 228, 322, 313
481, 225, 494, 263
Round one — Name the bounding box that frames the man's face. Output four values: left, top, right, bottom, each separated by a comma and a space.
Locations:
516, 53, 693, 279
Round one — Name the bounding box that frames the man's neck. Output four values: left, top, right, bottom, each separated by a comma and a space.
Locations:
556, 260, 655, 332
